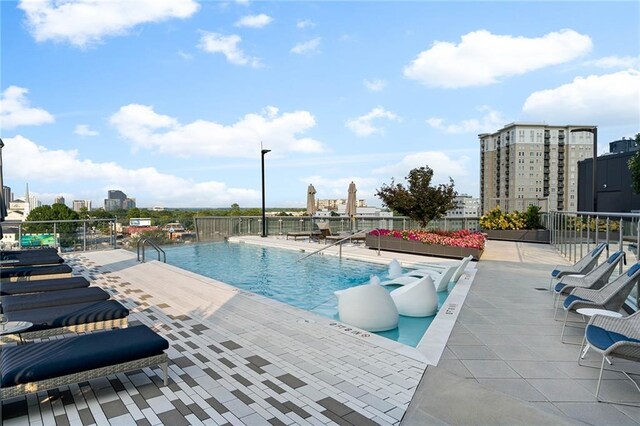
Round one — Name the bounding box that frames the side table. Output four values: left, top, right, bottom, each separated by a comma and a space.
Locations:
0, 321, 33, 344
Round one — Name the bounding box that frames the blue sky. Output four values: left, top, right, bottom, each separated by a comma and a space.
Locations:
1, 0, 639, 209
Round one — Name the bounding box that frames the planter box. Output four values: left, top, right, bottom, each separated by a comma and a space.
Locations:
483, 229, 550, 244
365, 234, 483, 260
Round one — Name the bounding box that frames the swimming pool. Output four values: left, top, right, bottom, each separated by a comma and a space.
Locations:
164, 241, 450, 347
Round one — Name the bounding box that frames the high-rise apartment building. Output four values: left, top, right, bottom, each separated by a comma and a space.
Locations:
446, 194, 481, 218
479, 123, 595, 214
73, 200, 92, 212
105, 189, 134, 211
54, 196, 66, 205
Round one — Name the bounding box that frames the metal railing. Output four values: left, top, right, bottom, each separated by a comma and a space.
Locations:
193, 216, 480, 241
549, 210, 640, 311
137, 238, 166, 263
0, 218, 117, 252
297, 228, 372, 261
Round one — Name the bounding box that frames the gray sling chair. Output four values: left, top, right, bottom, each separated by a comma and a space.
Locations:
560, 263, 640, 343
579, 310, 640, 405
549, 242, 607, 290
553, 251, 625, 318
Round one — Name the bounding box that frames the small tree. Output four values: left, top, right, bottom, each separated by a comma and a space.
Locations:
376, 166, 457, 228
627, 133, 640, 193
25, 204, 79, 234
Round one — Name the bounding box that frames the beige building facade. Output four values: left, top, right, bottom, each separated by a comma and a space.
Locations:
479, 123, 595, 214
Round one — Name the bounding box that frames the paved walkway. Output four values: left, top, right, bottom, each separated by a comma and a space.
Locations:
403, 240, 640, 425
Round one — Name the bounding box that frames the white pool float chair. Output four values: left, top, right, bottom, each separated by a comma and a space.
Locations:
334, 284, 398, 332
390, 275, 438, 317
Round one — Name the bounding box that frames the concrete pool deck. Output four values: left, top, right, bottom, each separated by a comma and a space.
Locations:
2, 238, 639, 425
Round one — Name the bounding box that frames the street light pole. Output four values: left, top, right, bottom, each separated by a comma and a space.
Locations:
571, 127, 598, 212
261, 148, 271, 237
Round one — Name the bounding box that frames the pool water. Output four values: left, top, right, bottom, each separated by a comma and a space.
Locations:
164, 241, 450, 347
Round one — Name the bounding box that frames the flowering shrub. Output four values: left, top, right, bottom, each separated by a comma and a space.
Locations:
370, 229, 486, 250
479, 205, 544, 230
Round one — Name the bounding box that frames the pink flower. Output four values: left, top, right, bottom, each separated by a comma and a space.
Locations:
368, 229, 486, 250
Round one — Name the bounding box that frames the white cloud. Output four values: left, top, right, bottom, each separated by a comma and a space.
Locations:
346, 107, 399, 137
18, 0, 199, 47
363, 79, 386, 92
3, 135, 260, 207
296, 19, 315, 29
177, 50, 193, 60
404, 29, 592, 88
522, 69, 640, 126
74, 124, 99, 136
109, 104, 324, 157
0, 86, 54, 130
290, 37, 321, 55
584, 55, 640, 69
373, 151, 472, 187
427, 106, 506, 134
235, 13, 273, 28
198, 32, 261, 67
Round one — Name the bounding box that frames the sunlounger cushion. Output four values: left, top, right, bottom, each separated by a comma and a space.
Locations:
1, 264, 72, 279
586, 325, 640, 351
563, 294, 588, 308
1, 287, 110, 312
0, 325, 168, 387
5, 300, 129, 331
0, 277, 90, 296
1, 251, 64, 266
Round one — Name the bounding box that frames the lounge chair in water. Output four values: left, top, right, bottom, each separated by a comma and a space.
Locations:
382, 265, 456, 293
560, 263, 640, 343
334, 284, 398, 332
5, 299, 129, 339
549, 242, 607, 289
1, 264, 73, 282
390, 275, 438, 317
1, 287, 111, 313
1, 276, 90, 296
0, 325, 169, 400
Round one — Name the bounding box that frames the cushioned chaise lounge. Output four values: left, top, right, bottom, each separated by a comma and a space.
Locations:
5, 300, 129, 339
1, 287, 110, 313
286, 231, 321, 241
1, 264, 73, 282
0, 276, 90, 296
0, 249, 64, 266
549, 242, 607, 289
0, 325, 169, 400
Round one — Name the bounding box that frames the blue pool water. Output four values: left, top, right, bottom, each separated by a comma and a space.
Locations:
164, 241, 449, 347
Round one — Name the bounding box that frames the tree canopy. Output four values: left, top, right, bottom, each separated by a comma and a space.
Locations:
25, 204, 79, 233
627, 133, 640, 194
375, 165, 457, 228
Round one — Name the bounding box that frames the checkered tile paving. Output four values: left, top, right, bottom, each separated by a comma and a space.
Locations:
2, 250, 428, 425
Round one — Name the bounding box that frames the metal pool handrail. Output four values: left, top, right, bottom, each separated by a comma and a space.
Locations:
297, 228, 373, 261
137, 238, 166, 263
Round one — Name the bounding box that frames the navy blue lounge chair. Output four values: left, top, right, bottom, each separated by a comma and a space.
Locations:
0, 250, 64, 266
5, 300, 129, 339
0, 276, 90, 296
0, 325, 169, 400
1, 287, 110, 313
1, 264, 73, 282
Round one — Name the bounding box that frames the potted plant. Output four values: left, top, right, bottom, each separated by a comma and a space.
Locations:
479, 205, 549, 243
366, 229, 485, 260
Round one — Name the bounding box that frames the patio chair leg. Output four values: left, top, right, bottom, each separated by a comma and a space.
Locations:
561, 310, 569, 343
596, 355, 606, 402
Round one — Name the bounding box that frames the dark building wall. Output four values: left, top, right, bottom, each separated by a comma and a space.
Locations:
578, 152, 640, 212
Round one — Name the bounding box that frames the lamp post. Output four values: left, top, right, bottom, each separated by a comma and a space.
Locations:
571, 127, 598, 212
261, 148, 271, 237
